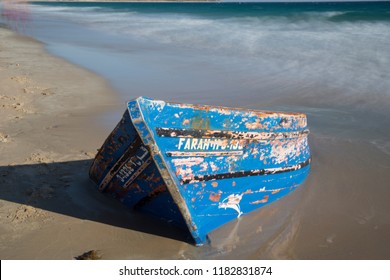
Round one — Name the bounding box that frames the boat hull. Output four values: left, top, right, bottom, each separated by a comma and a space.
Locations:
90, 97, 311, 245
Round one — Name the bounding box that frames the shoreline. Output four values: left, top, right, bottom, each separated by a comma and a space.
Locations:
0, 26, 121, 164
0, 26, 127, 259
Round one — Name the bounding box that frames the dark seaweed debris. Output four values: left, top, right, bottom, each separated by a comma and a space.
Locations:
75, 250, 102, 260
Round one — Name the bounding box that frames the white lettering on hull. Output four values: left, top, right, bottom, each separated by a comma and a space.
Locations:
177, 138, 244, 151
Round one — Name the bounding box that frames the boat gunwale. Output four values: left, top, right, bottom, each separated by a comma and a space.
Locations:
165, 100, 308, 119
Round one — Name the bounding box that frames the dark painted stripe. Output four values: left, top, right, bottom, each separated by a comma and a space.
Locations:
166, 150, 244, 157
180, 158, 311, 185
156, 127, 309, 140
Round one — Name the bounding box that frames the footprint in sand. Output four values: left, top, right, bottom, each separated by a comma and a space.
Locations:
0, 100, 32, 114
12, 102, 23, 110
22, 86, 55, 96
10, 102, 34, 114
0, 93, 37, 115
5, 63, 20, 68
22, 87, 30, 94
0, 133, 10, 143
0, 95, 16, 101
41, 88, 56, 96
9, 75, 55, 96
10, 75, 32, 85
26, 152, 54, 164
11, 102, 23, 112
9, 205, 42, 224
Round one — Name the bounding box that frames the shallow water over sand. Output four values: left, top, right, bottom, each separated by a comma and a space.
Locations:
1, 2, 389, 259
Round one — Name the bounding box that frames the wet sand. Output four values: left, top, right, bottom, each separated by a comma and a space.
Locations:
1, 26, 390, 260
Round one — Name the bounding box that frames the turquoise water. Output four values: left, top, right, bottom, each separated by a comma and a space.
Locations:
1, 2, 390, 259
30, 1, 390, 22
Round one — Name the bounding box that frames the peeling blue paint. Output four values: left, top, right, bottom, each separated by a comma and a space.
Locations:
90, 96, 311, 245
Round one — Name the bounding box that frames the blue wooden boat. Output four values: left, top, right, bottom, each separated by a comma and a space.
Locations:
89, 96, 311, 245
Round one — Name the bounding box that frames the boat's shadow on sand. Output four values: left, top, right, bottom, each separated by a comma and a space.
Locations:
0, 159, 192, 244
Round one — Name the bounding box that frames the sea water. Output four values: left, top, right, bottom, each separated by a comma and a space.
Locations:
2, 2, 389, 112
1, 2, 390, 259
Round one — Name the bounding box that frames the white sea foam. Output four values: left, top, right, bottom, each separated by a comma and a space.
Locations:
15, 4, 390, 112
370, 140, 390, 157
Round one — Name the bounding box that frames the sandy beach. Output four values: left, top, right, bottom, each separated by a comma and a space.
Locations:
1, 1, 390, 260
0, 26, 127, 259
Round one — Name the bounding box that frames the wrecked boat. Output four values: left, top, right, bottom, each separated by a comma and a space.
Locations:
89, 96, 311, 245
